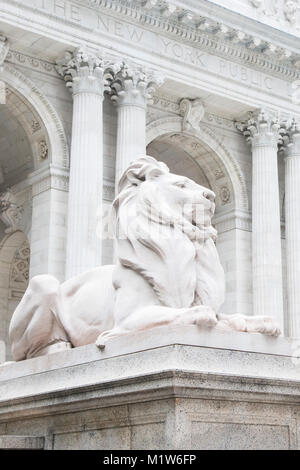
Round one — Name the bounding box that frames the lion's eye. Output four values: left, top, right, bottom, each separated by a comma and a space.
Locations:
175, 182, 186, 188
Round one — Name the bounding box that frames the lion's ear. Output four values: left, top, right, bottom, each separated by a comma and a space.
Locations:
124, 167, 161, 186
118, 157, 169, 193
145, 168, 164, 180
126, 169, 145, 186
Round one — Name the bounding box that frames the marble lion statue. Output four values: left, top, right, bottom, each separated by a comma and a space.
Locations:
9, 156, 280, 361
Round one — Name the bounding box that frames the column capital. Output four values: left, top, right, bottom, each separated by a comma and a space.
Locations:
110, 61, 164, 109
236, 109, 284, 148
55, 46, 118, 96
283, 119, 300, 158
0, 35, 9, 71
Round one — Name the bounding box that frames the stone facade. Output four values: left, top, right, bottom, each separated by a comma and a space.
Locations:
0, 0, 300, 449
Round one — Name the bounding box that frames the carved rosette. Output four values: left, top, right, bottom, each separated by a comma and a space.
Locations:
10, 241, 30, 287
179, 98, 205, 131
0, 190, 23, 234
56, 46, 119, 96
110, 61, 164, 108
236, 109, 285, 148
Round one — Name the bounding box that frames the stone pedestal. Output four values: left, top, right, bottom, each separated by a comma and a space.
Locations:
0, 326, 300, 450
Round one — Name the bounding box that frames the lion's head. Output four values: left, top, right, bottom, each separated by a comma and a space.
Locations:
113, 156, 225, 312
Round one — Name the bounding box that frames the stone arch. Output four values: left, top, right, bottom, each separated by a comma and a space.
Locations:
146, 116, 249, 212
0, 230, 29, 360
2, 64, 69, 169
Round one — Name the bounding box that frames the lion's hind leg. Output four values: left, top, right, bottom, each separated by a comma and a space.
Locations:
9, 274, 70, 361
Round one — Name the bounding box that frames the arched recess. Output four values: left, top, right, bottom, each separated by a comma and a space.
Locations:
146, 116, 249, 213
0, 64, 69, 283
2, 64, 69, 170
0, 230, 29, 361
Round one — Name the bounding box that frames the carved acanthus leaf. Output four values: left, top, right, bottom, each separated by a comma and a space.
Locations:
56, 46, 120, 95
110, 61, 164, 106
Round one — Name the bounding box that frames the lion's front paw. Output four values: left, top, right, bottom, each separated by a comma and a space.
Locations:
247, 316, 281, 337
216, 313, 281, 337
177, 306, 217, 328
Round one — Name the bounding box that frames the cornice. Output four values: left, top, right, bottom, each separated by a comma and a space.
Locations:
83, 0, 300, 80
29, 165, 70, 196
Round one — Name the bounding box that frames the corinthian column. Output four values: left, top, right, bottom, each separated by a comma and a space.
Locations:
56, 47, 117, 279
110, 62, 164, 189
237, 110, 284, 329
284, 120, 300, 337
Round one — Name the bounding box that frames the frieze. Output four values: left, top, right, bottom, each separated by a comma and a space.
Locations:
5, 49, 57, 76
6, 0, 300, 84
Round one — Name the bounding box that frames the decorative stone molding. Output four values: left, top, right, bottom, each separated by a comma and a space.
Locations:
56, 46, 119, 96
10, 241, 30, 290
0, 190, 23, 234
5, 50, 57, 77
29, 166, 70, 197
84, 0, 300, 78
179, 98, 205, 131
213, 210, 252, 233
0, 35, 9, 70
110, 61, 164, 108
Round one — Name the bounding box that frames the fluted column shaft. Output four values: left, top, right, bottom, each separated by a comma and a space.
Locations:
285, 127, 300, 337
56, 48, 115, 279
115, 101, 146, 188
111, 63, 163, 190
238, 111, 284, 329
252, 135, 283, 326
67, 89, 103, 278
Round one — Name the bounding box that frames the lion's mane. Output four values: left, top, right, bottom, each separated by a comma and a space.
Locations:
113, 156, 225, 312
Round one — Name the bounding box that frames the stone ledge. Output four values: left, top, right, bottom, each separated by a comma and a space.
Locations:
0, 324, 296, 379
0, 326, 300, 421
1, 326, 300, 449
